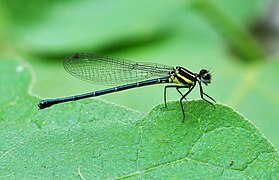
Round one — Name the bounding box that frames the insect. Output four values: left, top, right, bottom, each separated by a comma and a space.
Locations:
38, 53, 216, 119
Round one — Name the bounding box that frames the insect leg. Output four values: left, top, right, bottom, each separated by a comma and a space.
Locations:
180, 84, 196, 120
198, 81, 215, 108
164, 85, 188, 108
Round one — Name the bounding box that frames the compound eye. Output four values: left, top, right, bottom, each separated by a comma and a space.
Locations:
199, 69, 211, 84
203, 73, 210, 80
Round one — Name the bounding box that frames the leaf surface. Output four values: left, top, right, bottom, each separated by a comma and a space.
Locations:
0, 59, 278, 179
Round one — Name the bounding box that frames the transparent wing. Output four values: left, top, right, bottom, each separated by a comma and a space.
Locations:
63, 53, 173, 86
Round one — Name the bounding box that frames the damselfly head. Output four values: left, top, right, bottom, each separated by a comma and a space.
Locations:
199, 69, 211, 85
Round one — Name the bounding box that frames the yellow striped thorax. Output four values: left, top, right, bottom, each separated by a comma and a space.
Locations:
169, 66, 196, 86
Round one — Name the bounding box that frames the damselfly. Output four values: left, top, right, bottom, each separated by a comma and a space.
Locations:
38, 53, 216, 118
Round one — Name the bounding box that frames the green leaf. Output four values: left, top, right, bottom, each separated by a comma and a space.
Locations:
1, 59, 278, 179
13, 0, 277, 151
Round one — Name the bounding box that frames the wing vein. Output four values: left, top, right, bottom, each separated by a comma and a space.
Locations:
63, 54, 173, 86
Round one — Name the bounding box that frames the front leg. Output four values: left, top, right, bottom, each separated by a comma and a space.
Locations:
198, 81, 216, 108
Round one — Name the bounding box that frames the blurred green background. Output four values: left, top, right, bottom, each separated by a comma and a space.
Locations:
1, 0, 278, 149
